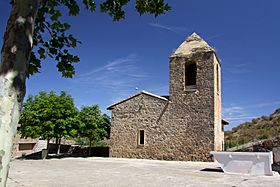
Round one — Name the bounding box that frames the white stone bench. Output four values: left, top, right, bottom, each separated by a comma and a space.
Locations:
210, 151, 273, 176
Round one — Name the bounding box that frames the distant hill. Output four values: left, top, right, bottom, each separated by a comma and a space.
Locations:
225, 108, 280, 149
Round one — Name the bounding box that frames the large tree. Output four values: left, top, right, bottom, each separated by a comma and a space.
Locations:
0, 0, 170, 185
77, 105, 110, 155
18, 91, 78, 154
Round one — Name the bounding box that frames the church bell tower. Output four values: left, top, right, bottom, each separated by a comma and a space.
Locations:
169, 33, 223, 152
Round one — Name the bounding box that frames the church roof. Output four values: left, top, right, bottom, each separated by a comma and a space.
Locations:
171, 32, 215, 57
222, 119, 230, 125
107, 91, 169, 110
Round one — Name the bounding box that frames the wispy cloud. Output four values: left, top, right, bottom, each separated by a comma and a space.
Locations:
250, 101, 280, 108
222, 62, 252, 84
223, 105, 254, 121
222, 105, 258, 130
224, 63, 252, 74
206, 34, 223, 40
147, 85, 169, 96
148, 23, 189, 34
72, 54, 148, 103
223, 100, 280, 129
223, 106, 244, 115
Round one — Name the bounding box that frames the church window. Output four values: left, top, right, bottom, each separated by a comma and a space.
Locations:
138, 130, 145, 145
185, 63, 197, 89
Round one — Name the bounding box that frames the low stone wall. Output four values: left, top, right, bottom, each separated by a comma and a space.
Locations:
68, 146, 109, 157
48, 144, 71, 154
228, 136, 280, 164
18, 146, 110, 159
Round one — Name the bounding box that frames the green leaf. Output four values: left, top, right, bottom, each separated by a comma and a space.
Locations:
83, 0, 96, 12
28, 0, 171, 78
49, 47, 57, 55
38, 47, 46, 59
50, 10, 62, 21
100, 0, 130, 21
18, 91, 78, 141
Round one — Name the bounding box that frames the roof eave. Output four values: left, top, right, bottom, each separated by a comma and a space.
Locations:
222, 119, 230, 125
107, 91, 168, 110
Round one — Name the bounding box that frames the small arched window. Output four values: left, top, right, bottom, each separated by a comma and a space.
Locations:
185, 63, 197, 89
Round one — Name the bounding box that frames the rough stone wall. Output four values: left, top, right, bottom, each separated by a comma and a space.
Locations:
11, 134, 38, 159
228, 136, 280, 164
11, 135, 74, 159
168, 52, 216, 161
110, 93, 170, 159
110, 51, 222, 161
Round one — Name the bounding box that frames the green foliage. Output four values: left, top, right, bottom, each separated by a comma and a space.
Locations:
75, 137, 109, 147
94, 139, 109, 147
100, 0, 130, 21
76, 105, 111, 146
135, 0, 171, 17
28, 0, 171, 77
225, 108, 280, 149
18, 91, 110, 148
99, 0, 171, 21
19, 91, 78, 140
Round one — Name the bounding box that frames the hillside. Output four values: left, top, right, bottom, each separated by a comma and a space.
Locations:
225, 108, 280, 149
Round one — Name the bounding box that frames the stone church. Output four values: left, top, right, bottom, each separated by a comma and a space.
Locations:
107, 33, 228, 161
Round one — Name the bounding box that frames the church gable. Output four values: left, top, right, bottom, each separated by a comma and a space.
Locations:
107, 91, 168, 110
108, 91, 168, 122
108, 92, 169, 153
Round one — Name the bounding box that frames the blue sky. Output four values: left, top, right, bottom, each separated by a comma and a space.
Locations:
1, 0, 280, 130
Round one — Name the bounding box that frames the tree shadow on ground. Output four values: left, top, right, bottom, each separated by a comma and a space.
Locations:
17, 151, 42, 160
16, 147, 109, 160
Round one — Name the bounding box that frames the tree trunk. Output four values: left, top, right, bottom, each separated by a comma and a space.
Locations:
89, 141, 92, 157
0, 1, 40, 186
42, 138, 50, 160
55, 137, 59, 154
46, 138, 50, 155
57, 138, 61, 155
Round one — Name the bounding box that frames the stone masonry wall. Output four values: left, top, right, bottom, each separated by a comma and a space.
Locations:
110, 93, 169, 159
110, 51, 221, 161
168, 51, 216, 161
11, 134, 38, 159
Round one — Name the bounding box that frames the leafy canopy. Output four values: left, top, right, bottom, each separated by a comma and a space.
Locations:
19, 91, 78, 140
29, 0, 171, 77
19, 91, 110, 145
76, 105, 111, 145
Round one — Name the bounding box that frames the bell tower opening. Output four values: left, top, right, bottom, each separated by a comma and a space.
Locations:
185, 63, 197, 90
